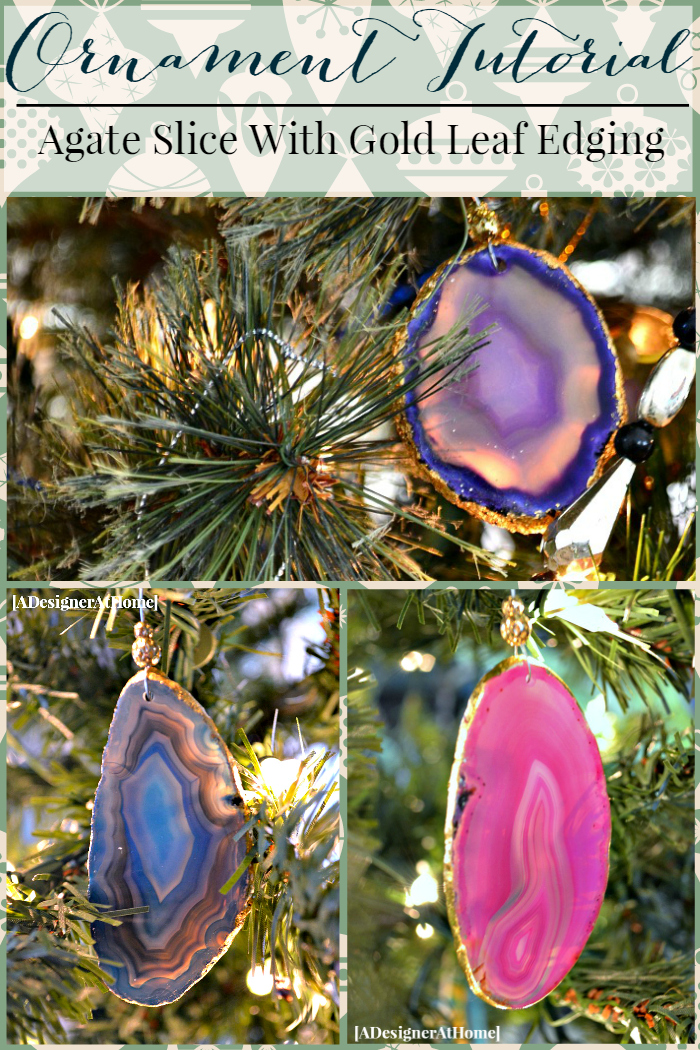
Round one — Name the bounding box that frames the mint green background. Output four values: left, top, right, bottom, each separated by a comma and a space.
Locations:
2, 2, 694, 193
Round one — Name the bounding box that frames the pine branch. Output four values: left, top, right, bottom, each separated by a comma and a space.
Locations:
227, 730, 340, 1031
43, 242, 503, 581
366, 587, 694, 714
220, 197, 430, 290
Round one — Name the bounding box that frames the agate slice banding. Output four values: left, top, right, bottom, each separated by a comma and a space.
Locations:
445, 658, 610, 1009
399, 244, 624, 532
88, 669, 249, 1006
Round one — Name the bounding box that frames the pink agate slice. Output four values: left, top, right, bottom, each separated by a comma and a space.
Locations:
447, 660, 610, 1009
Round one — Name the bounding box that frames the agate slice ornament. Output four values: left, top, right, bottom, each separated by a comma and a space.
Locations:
445, 658, 610, 1009
88, 669, 250, 1006
398, 244, 625, 532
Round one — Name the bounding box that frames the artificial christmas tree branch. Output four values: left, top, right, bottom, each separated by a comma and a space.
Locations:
357, 586, 694, 714
39, 242, 501, 581
219, 196, 694, 289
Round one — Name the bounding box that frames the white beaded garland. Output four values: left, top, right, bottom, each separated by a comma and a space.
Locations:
542, 313, 696, 577
542, 459, 636, 573
638, 346, 696, 427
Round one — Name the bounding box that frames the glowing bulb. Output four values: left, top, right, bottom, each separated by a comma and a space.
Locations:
416, 923, 434, 939
310, 991, 329, 1018
400, 651, 423, 672
246, 961, 274, 996
418, 653, 435, 673
203, 299, 218, 353
405, 871, 438, 907
19, 315, 39, 340
259, 756, 311, 803
585, 694, 616, 750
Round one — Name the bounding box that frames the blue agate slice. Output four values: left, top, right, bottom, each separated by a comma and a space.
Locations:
400, 243, 624, 532
88, 669, 249, 1005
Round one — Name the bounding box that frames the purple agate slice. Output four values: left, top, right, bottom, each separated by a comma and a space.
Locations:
446, 660, 610, 1009
403, 244, 622, 524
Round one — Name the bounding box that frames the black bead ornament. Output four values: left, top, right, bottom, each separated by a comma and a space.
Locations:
672, 307, 695, 349
614, 421, 655, 463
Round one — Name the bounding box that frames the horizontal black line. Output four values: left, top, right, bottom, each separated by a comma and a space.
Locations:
17, 102, 690, 108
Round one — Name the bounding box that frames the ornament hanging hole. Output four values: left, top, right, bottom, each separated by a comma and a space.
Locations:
487, 242, 506, 273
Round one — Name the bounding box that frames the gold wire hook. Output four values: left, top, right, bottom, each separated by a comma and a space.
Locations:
468, 197, 503, 273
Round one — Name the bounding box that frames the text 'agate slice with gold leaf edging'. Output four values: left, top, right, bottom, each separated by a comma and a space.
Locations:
398, 244, 625, 533
88, 669, 250, 1006
445, 658, 610, 1009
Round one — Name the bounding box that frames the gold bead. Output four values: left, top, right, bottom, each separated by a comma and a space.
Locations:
501, 596, 525, 619
131, 625, 161, 668
500, 615, 531, 648
469, 202, 500, 243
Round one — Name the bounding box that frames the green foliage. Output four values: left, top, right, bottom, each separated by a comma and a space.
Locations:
220, 197, 432, 290
346, 669, 383, 895
230, 730, 340, 1036
347, 588, 694, 1044
7, 884, 117, 1044
37, 241, 498, 582
7, 586, 339, 1044
550, 719, 694, 1042
356, 586, 694, 714
556, 951, 694, 1044
219, 196, 694, 290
